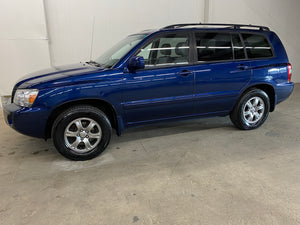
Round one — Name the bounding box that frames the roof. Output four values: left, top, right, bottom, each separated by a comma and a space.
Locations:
133, 23, 271, 37
160, 23, 270, 31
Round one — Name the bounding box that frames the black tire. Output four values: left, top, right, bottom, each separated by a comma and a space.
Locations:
52, 105, 112, 160
230, 89, 270, 130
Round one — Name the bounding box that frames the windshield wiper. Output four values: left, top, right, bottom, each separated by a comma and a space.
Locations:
86, 60, 101, 67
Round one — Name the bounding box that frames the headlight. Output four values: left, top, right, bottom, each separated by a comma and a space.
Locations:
13, 89, 39, 107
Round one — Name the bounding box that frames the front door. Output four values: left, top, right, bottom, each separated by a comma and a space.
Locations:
123, 31, 194, 126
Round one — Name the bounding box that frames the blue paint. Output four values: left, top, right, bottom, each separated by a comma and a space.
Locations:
3, 26, 294, 138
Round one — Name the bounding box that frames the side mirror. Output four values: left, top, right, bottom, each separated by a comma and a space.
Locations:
127, 56, 145, 72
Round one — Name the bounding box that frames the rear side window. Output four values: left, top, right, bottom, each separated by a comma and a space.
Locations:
195, 32, 233, 62
242, 33, 273, 59
232, 33, 245, 60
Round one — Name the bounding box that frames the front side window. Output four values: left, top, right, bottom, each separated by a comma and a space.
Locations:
242, 33, 273, 59
136, 33, 190, 68
195, 32, 233, 62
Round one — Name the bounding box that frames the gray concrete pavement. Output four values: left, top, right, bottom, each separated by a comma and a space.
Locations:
0, 84, 300, 225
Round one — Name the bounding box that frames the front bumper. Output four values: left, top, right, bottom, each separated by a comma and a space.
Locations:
3, 103, 20, 127
2, 103, 49, 138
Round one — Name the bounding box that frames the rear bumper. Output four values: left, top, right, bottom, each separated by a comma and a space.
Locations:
3, 103, 49, 138
275, 82, 294, 104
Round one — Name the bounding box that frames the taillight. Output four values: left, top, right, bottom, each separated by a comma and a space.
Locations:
287, 63, 292, 82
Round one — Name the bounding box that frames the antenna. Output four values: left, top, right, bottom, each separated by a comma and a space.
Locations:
89, 16, 96, 61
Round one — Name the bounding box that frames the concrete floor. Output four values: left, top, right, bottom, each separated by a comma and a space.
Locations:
0, 85, 300, 225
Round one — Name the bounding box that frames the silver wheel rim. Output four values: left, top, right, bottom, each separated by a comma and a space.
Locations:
243, 97, 265, 124
64, 117, 102, 153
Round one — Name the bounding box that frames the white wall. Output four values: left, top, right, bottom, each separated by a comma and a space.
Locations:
209, 0, 300, 83
44, 0, 205, 66
0, 0, 51, 96
1, 0, 299, 98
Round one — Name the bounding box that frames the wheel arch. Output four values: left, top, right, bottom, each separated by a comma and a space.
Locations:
236, 84, 276, 112
45, 99, 121, 140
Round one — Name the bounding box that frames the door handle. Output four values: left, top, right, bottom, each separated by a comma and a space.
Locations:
237, 65, 249, 70
177, 70, 193, 76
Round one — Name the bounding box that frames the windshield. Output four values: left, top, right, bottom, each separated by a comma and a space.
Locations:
94, 34, 145, 68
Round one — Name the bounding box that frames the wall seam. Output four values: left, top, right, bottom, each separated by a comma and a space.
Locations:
42, 0, 54, 67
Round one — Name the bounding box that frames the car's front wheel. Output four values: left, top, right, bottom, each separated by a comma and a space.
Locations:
52, 105, 112, 160
230, 89, 270, 130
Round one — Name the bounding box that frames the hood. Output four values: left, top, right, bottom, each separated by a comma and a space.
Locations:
17, 63, 107, 89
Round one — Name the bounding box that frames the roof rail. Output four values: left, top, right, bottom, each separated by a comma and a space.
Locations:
161, 23, 270, 31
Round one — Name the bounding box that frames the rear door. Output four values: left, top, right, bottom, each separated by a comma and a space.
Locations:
191, 31, 252, 114
123, 31, 195, 125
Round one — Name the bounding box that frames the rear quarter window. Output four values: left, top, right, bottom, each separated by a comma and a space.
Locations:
242, 33, 273, 59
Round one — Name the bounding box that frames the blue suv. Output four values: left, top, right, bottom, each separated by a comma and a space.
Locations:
3, 23, 294, 160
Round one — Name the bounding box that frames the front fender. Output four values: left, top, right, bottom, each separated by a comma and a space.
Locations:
35, 80, 125, 138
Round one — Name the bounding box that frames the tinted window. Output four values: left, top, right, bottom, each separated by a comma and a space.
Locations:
195, 32, 233, 62
232, 33, 245, 60
242, 33, 273, 58
136, 33, 190, 67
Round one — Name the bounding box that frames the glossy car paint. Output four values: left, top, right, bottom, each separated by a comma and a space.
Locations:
3, 27, 294, 139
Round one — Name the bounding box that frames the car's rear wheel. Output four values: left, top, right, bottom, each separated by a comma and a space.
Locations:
52, 105, 112, 160
230, 89, 270, 130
